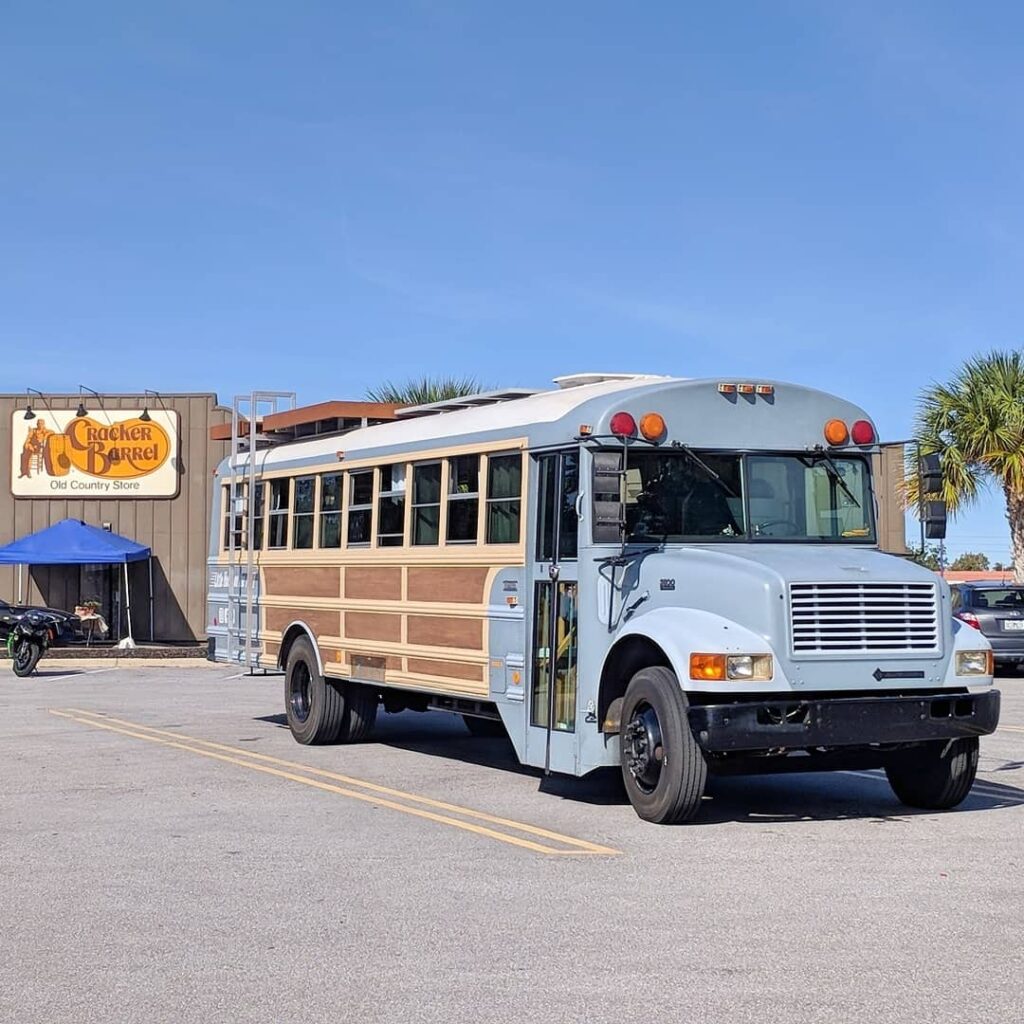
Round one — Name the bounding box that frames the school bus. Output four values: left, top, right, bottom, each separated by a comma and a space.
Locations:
207, 373, 1000, 823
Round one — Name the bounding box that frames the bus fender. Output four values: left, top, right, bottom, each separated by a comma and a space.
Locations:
278, 620, 326, 676
599, 607, 781, 730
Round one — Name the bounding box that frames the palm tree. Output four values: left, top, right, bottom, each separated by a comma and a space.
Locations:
365, 375, 486, 406
906, 351, 1024, 582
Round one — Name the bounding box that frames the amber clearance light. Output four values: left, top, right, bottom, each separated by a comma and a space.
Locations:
823, 419, 849, 445
639, 412, 666, 441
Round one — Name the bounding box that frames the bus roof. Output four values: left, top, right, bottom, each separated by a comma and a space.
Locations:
220, 374, 876, 474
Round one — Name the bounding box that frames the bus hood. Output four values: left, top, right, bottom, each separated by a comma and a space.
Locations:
679, 544, 939, 586
622, 545, 966, 690
629, 544, 947, 659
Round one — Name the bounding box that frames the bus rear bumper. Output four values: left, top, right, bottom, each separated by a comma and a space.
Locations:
688, 690, 1001, 753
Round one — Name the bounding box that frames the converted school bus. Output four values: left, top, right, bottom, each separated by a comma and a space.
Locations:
207, 373, 997, 824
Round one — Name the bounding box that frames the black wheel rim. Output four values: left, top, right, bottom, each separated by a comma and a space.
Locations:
14, 643, 34, 671
289, 661, 312, 723
624, 701, 664, 794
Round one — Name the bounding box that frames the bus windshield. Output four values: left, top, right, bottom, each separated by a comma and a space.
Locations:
622, 451, 874, 543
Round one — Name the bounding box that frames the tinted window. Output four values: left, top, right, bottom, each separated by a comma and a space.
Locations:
447, 455, 479, 543
486, 453, 522, 544
536, 452, 578, 560
320, 474, 342, 548
378, 464, 407, 547
412, 462, 441, 546
971, 588, 1024, 609
347, 471, 373, 547
267, 479, 290, 549
292, 476, 315, 549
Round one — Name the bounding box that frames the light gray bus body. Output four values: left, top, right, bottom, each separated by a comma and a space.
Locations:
208, 374, 999, 822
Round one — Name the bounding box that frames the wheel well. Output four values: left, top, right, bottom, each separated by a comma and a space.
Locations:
598, 635, 672, 732
278, 622, 320, 674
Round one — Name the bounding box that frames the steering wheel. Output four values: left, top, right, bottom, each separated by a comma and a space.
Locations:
754, 519, 802, 538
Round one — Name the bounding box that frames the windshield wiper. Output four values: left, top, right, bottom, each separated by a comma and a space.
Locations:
669, 441, 738, 498
807, 447, 861, 508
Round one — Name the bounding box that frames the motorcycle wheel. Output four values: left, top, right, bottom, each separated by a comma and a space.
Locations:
12, 641, 43, 677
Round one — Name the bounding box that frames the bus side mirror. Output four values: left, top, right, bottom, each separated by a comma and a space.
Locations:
924, 499, 947, 540
592, 451, 625, 544
920, 453, 943, 495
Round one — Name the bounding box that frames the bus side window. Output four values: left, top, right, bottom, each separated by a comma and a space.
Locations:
537, 452, 578, 560
447, 455, 479, 543
252, 481, 265, 550
412, 462, 441, 545
486, 453, 522, 544
537, 456, 557, 560
222, 484, 231, 549
378, 464, 407, 547
320, 473, 342, 548
347, 471, 373, 547
559, 453, 579, 559
292, 475, 315, 549
267, 478, 290, 549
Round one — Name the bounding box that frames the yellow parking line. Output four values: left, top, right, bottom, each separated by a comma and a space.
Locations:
62, 707, 618, 854
50, 709, 620, 857
998, 725, 1024, 734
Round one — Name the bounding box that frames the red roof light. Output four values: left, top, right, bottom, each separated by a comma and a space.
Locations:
851, 420, 875, 445
610, 411, 637, 437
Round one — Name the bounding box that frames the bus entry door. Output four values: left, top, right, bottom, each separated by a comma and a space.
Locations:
527, 449, 580, 775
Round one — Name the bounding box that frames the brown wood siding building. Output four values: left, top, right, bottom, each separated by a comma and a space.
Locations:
0, 393, 230, 642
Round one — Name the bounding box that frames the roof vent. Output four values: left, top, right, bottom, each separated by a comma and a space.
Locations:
395, 388, 540, 419
552, 372, 659, 390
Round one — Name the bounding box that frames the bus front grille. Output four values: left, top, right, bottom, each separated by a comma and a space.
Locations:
789, 582, 940, 654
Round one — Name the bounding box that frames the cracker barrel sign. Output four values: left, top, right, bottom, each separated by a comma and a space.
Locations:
11, 410, 179, 497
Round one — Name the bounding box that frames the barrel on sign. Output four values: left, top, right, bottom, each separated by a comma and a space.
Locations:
43, 433, 71, 476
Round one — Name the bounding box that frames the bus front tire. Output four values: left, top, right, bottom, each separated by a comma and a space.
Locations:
285, 637, 345, 744
620, 666, 707, 824
884, 737, 979, 810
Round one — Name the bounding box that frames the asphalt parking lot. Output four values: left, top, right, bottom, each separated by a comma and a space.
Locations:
3, 665, 1022, 1024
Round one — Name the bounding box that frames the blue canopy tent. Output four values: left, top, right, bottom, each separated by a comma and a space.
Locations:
0, 519, 153, 643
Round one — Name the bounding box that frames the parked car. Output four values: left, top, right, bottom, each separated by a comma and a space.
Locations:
951, 583, 1024, 672
0, 600, 81, 646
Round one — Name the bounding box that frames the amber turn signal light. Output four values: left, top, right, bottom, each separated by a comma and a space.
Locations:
823, 419, 849, 445
689, 653, 726, 681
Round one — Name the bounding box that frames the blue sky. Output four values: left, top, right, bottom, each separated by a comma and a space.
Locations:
2, 2, 1021, 561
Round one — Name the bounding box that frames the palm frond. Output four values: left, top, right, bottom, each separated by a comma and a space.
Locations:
905, 349, 1024, 515
364, 375, 488, 406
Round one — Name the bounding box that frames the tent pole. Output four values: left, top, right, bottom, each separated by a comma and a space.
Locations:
148, 556, 154, 642
17, 564, 23, 605
124, 562, 134, 642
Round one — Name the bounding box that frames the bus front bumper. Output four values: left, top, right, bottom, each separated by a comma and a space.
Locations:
688, 690, 1001, 753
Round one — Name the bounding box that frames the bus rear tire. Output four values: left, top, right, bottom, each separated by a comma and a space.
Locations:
339, 683, 378, 744
284, 636, 345, 745
620, 666, 707, 824
884, 737, 979, 810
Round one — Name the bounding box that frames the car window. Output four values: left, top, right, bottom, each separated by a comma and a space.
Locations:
971, 588, 1024, 609
951, 589, 961, 611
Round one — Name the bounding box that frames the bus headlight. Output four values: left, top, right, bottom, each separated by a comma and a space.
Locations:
956, 650, 993, 676
690, 653, 774, 681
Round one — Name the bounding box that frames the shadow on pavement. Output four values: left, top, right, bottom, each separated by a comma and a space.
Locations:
254, 708, 1024, 824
